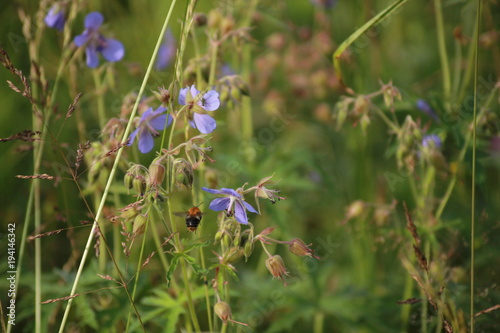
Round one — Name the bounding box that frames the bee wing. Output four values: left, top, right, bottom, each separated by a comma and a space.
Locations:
173, 211, 187, 217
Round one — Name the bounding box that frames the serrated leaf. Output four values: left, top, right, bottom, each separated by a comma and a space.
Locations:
166, 254, 181, 287
182, 254, 208, 276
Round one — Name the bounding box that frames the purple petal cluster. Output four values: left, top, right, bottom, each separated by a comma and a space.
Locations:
74, 12, 125, 68
179, 85, 220, 134
45, 4, 66, 31
155, 29, 176, 70
128, 106, 172, 154
422, 134, 442, 149
202, 187, 258, 224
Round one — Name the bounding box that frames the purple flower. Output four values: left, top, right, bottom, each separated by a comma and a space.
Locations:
179, 85, 220, 134
74, 12, 124, 68
45, 4, 65, 31
128, 106, 172, 154
416, 99, 439, 122
202, 187, 259, 224
155, 29, 176, 70
422, 134, 442, 149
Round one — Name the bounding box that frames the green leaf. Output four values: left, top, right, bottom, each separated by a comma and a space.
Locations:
182, 254, 208, 276
166, 254, 181, 287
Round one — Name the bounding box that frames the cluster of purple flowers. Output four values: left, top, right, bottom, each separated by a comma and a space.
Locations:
46, 8, 124, 68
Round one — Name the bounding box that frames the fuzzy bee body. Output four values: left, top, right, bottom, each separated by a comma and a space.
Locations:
175, 206, 202, 232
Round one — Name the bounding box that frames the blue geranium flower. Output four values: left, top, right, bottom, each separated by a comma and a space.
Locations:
128, 106, 172, 154
416, 99, 439, 122
45, 4, 66, 31
179, 85, 220, 134
422, 134, 442, 150
202, 187, 259, 224
155, 29, 176, 70
74, 12, 124, 68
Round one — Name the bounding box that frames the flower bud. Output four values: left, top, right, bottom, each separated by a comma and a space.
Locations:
173, 158, 194, 189
214, 301, 232, 324
124, 171, 134, 190
244, 239, 254, 261
153, 86, 172, 105
226, 247, 244, 264
265, 255, 289, 284
133, 175, 147, 196
148, 160, 165, 186
133, 214, 148, 235
288, 238, 319, 259
348, 200, 366, 218
354, 95, 369, 115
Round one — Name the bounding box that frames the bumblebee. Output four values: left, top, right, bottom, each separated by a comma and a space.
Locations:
175, 206, 202, 232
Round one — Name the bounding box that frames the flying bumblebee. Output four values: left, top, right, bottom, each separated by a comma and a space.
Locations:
174, 206, 203, 232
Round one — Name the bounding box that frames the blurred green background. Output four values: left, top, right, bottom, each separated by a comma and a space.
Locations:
1, 0, 500, 332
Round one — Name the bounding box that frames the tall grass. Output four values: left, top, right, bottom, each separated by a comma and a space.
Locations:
1, 0, 499, 332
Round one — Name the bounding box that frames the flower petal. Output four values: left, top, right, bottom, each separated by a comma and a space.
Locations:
138, 130, 154, 153
243, 200, 259, 214
74, 33, 89, 47
101, 38, 124, 62
85, 46, 99, 68
209, 197, 231, 211
219, 188, 241, 197
179, 87, 189, 105
45, 7, 65, 31
85, 12, 104, 29
190, 85, 200, 101
202, 90, 220, 111
202, 187, 223, 195
193, 113, 216, 134
150, 113, 172, 131
234, 201, 249, 224
127, 128, 139, 146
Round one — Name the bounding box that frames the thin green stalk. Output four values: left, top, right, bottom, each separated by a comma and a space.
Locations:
333, 0, 412, 87
435, 84, 497, 221
57, 2, 178, 331
125, 212, 151, 332
434, 0, 451, 112
470, 0, 481, 330
313, 312, 324, 333
92, 69, 107, 128
181, 259, 202, 331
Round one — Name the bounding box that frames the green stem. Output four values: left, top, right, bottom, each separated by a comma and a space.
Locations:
434, 0, 451, 112
125, 212, 151, 333
470, 1, 481, 330
181, 259, 202, 332
313, 312, 324, 333
333, 0, 412, 87
57, 1, 178, 331
373, 105, 400, 134
92, 69, 107, 128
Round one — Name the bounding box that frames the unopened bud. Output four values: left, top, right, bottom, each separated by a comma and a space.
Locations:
354, 95, 369, 115
265, 255, 289, 284
149, 161, 165, 186
226, 247, 244, 264
133, 175, 147, 196
133, 214, 148, 235
153, 86, 171, 105
244, 239, 254, 261
346, 200, 365, 219
288, 238, 319, 259
214, 301, 232, 324
174, 158, 194, 189
124, 171, 134, 190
